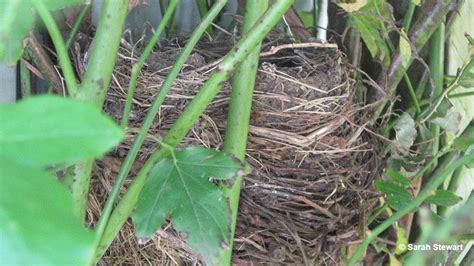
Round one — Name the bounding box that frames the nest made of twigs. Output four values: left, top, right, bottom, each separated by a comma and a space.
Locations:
85, 34, 382, 265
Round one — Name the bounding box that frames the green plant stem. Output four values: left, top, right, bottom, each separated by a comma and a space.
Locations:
92, 1, 228, 261
402, 0, 416, 31
65, 4, 91, 49
121, 0, 179, 128
347, 149, 474, 265
33, 0, 78, 96
95, 0, 294, 261
20, 63, 31, 98
428, 23, 445, 164
70, 161, 93, 219
76, 0, 129, 106
218, 0, 268, 264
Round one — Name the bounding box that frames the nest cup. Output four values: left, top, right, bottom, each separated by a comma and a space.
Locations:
88, 36, 381, 264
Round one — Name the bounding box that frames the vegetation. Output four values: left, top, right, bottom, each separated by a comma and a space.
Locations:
0, 0, 472, 265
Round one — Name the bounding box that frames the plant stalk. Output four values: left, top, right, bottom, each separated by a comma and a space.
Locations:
218, 0, 268, 264
95, 0, 294, 261
121, 0, 179, 128
75, 0, 129, 106
65, 4, 91, 49
428, 23, 445, 163
33, 0, 78, 96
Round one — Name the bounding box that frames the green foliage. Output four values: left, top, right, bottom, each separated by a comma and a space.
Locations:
133, 147, 244, 263
0, 95, 123, 167
0, 156, 94, 265
425, 190, 462, 207
385, 169, 411, 187
349, 0, 393, 67
394, 113, 417, 156
0, 0, 83, 65
431, 108, 462, 134
375, 180, 414, 210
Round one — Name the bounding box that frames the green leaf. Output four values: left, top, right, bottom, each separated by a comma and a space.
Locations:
0, 0, 84, 65
399, 29, 412, 69
385, 169, 411, 187
0, 95, 123, 167
431, 108, 462, 133
133, 147, 243, 263
394, 112, 417, 156
349, 0, 393, 68
375, 180, 414, 210
452, 126, 474, 152
425, 190, 462, 207
0, 156, 94, 265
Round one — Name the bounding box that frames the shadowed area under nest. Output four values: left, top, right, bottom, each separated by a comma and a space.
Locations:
85, 35, 382, 265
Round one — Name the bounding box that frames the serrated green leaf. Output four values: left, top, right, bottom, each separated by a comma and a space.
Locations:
0, 0, 84, 65
431, 108, 462, 133
349, 0, 393, 68
0, 95, 123, 167
375, 180, 414, 210
425, 190, 462, 207
0, 156, 94, 265
133, 147, 243, 264
394, 112, 417, 156
386, 169, 411, 187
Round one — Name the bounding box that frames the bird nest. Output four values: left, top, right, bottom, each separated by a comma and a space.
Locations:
87, 35, 382, 265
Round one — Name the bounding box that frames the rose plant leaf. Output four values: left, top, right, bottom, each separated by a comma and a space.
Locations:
133, 147, 244, 264
0, 156, 95, 265
375, 180, 414, 210
425, 190, 462, 207
0, 95, 123, 167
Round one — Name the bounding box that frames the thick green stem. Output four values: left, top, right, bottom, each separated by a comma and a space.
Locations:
76, 0, 129, 106
68, 0, 129, 222
218, 0, 268, 264
402, 0, 416, 31
121, 0, 179, 128
347, 149, 474, 265
65, 4, 91, 49
95, 0, 294, 261
92, 1, 228, 261
33, 0, 78, 96
428, 23, 445, 161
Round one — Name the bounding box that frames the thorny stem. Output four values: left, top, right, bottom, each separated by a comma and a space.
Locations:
218, 0, 268, 264
348, 148, 474, 265
121, 0, 179, 128
33, 0, 78, 96
92, 1, 228, 261
95, 0, 294, 262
